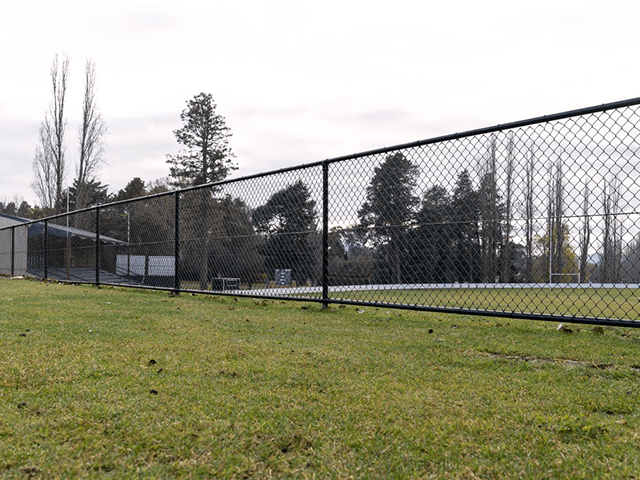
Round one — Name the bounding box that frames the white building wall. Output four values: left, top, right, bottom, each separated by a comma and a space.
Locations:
0, 218, 28, 275
0, 216, 22, 228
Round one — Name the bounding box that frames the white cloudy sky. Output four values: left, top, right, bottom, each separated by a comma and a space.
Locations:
1, 0, 638, 206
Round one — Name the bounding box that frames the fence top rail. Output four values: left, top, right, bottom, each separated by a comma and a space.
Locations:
2, 96, 640, 232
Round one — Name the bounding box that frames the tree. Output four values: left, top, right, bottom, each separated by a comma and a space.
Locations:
147, 178, 172, 195
601, 175, 622, 283
208, 196, 263, 285
68, 178, 110, 209
32, 54, 70, 214
533, 225, 578, 283
166, 93, 236, 188
548, 155, 566, 281
478, 135, 502, 282
532, 155, 580, 283
357, 152, 419, 284
3, 202, 16, 216
579, 181, 592, 283
410, 185, 453, 283
253, 180, 318, 285
327, 226, 375, 286
31, 126, 56, 211
501, 132, 515, 282
452, 169, 481, 282
17, 201, 31, 218
622, 234, 640, 283
166, 93, 236, 290
75, 60, 106, 210
524, 145, 536, 282
116, 177, 147, 201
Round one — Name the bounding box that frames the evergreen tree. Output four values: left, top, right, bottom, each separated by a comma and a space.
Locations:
357, 152, 419, 284
410, 185, 452, 282
4, 202, 16, 216
166, 93, 235, 188
115, 177, 147, 201
68, 178, 110, 209
166, 93, 236, 289
452, 170, 480, 282
208, 196, 263, 285
17, 201, 31, 218
253, 180, 318, 285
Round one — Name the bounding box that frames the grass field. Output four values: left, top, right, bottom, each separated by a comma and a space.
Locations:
325, 286, 640, 322
2, 277, 640, 478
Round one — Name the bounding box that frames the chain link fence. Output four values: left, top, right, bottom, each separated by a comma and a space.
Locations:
3, 98, 640, 327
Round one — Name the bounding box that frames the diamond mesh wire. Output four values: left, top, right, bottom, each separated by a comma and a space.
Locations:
179, 165, 323, 295
0, 228, 12, 275
326, 105, 640, 323
2, 100, 640, 326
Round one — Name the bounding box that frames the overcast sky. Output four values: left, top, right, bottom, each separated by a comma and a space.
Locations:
1, 0, 638, 206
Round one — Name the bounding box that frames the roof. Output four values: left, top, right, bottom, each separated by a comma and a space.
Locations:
0, 212, 28, 228
0, 213, 126, 246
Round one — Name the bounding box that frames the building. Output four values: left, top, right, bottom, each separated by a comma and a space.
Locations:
0, 213, 28, 275
0, 212, 127, 281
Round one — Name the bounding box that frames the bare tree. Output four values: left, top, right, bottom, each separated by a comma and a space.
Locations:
602, 175, 621, 282
31, 124, 57, 212
31, 54, 70, 214
501, 132, 515, 282
551, 154, 564, 280
524, 144, 536, 282
478, 135, 501, 283
75, 60, 106, 210
579, 181, 591, 283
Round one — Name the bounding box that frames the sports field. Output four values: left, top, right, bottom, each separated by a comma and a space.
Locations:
325, 286, 640, 323
1, 277, 640, 478
267, 283, 640, 324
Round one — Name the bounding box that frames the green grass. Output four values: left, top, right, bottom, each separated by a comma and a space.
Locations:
327, 287, 640, 321
1, 277, 640, 478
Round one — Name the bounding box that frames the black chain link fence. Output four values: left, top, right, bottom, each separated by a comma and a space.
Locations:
3, 98, 640, 327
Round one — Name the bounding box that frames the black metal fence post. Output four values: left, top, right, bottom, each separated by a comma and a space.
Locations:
95, 207, 100, 286
322, 161, 329, 309
44, 220, 48, 280
10, 227, 15, 277
174, 191, 180, 294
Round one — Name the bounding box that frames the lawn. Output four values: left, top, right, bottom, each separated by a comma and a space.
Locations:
1, 277, 640, 478
327, 286, 640, 322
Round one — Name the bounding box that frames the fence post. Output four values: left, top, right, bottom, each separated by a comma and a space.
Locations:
322, 161, 329, 309
44, 220, 48, 280
174, 191, 180, 294
95, 208, 100, 286
11, 227, 15, 277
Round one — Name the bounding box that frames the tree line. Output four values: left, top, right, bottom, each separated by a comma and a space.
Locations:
12, 57, 640, 286
202, 140, 636, 287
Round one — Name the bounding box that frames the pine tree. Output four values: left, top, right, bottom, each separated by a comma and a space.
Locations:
357, 152, 419, 284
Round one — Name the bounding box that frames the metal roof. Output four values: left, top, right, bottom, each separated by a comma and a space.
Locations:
0, 213, 126, 245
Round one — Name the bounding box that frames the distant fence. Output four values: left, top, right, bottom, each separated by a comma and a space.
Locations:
3, 98, 640, 328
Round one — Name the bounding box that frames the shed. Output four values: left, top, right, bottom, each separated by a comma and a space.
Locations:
0, 213, 127, 279
0, 213, 28, 275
